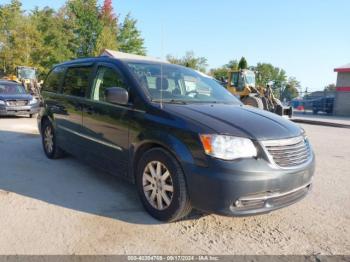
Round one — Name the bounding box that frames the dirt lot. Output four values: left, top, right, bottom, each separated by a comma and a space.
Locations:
0, 117, 349, 255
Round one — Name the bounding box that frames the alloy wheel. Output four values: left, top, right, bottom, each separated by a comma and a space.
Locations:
142, 161, 174, 210
44, 126, 54, 154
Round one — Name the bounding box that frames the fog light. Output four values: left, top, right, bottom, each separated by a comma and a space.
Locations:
234, 200, 243, 208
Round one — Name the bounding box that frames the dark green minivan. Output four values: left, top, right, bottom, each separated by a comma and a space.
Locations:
38, 56, 315, 222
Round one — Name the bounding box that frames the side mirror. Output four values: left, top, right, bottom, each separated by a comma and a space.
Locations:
105, 87, 129, 105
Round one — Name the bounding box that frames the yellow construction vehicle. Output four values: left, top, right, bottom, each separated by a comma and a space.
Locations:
226, 69, 293, 118
2, 66, 41, 96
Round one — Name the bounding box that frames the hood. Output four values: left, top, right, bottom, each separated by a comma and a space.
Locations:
164, 103, 302, 140
0, 94, 32, 101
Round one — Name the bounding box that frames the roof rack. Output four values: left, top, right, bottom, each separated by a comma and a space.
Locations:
100, 49, 169, 63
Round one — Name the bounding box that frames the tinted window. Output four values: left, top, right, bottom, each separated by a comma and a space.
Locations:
92, 66, 127, 102
0, 83, 26, 94
62, 66, 92, 97
44, 66, 65, 93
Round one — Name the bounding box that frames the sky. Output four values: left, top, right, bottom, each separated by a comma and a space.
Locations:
9, 0, 350, 91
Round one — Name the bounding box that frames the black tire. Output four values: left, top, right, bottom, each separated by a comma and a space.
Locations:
41, 120, 64, 159
29, 114, 33, 118
242, 96, 264, 109
136, 148, 192, 222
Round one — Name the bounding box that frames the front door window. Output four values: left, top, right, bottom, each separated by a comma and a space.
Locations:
92, 67, 127, 102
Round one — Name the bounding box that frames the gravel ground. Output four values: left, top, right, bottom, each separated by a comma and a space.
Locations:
0, 116, 349, 255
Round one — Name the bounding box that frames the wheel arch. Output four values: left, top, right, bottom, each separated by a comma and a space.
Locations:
129, 133, 195, 184
39, 115, 54, 134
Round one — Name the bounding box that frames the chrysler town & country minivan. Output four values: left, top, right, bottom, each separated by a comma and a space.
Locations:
38, 56, 315, 222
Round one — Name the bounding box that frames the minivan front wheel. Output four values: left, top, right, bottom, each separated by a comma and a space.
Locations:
136, 148, 192, 222
42, 121, 64, 159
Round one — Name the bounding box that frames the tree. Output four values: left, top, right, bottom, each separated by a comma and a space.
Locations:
225, 59, 238, 70
238, 57, 248, 69
117, 13, 146, 55
167, 51, 208, 72
30, 7, 75, 75
67, 0, 102, 57
94, 0, 118, 55
210, 59, 238, 81
0, 0, 149, 77
210, 67, 229, 81
281, 77, 300, 101
166, 55, 182, 66
0, 0, 26, 73
324, 83, 336, 92
100, 0, 115, 23
253, 63, 287, 97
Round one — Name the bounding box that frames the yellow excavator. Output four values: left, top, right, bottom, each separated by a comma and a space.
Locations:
226, 69, 293, 118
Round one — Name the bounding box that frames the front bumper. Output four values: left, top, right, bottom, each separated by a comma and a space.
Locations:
0, 104, 40, 116
184, 153, 315, 216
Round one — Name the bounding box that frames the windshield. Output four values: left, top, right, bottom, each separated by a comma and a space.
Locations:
0, 83, 27, 94
244, 72, 255, 86
127, 62, 241, 104
18, 68, 36, 80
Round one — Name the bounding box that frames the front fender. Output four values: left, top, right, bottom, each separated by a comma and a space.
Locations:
134, 129, 195, 165
129, 129, 206, 183
37, 106, 56, 135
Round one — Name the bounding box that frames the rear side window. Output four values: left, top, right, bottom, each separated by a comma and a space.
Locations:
43, 66, 65, 93
62, 66, 92, 97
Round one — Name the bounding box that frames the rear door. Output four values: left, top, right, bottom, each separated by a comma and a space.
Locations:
80, 63, 130, 177
54, 65, 94, 155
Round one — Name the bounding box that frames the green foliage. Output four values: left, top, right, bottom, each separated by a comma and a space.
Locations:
282, 77, 300, 101
167, 51, 208, 73
0, 0, 146, 77
30, 7, 75, 75
253, 63, 287, 98
253, 62, 287, 97
67, 0, 102, 57
210, 59, 239, 81
0, 0, 25, 73
94, 0, 118, 55
210, 67, 229, 81
238, 57, 248, 69
225, 59, 238, 70
117, 13, 146, 55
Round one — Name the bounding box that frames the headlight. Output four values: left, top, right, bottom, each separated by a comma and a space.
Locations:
199, 134, 257, 160
0, 100, 5, 105
29, 97, 38, 105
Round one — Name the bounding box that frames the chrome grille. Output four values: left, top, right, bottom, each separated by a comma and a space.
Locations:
262, 136, 311, 168
6, 100, 28, 106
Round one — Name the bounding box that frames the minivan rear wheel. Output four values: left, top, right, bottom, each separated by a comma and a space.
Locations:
136, 148, 192, 222
42, 120, 64, 159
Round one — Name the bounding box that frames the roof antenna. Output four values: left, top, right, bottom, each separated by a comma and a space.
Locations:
160, 23, 164, 109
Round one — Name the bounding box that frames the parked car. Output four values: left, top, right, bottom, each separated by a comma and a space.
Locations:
38, 56, 315, 222
0, 80, 40, 118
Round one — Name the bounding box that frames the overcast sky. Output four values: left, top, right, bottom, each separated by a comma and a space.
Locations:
14, 0, 350, 91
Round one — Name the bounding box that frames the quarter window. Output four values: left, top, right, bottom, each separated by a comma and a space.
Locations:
43, 66, 65, 93
92, 66, 127, 102
62, 66, 92, 97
